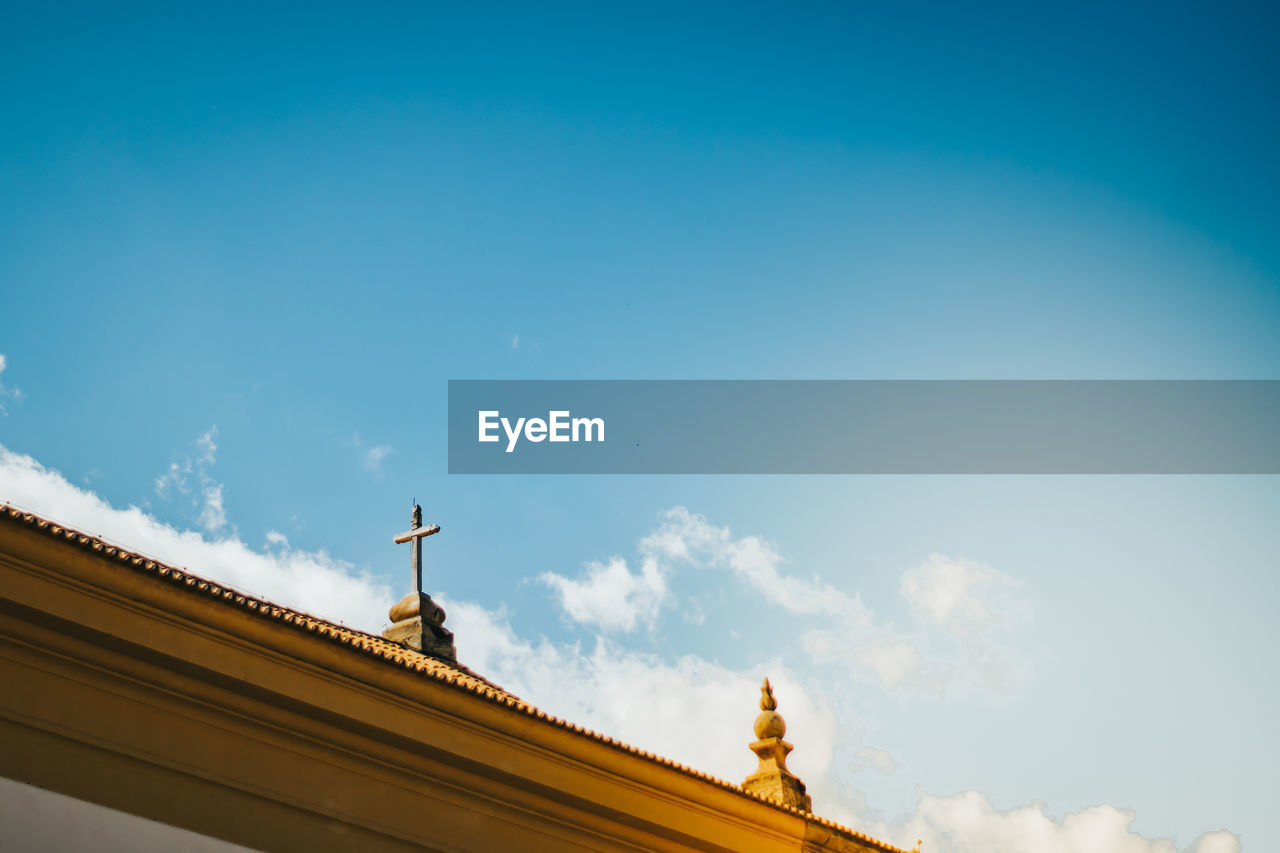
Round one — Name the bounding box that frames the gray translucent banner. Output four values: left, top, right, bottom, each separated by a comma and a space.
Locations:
447, 380, 1280, 474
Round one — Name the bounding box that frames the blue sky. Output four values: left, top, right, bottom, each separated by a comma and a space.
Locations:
1, 3, 1277, 850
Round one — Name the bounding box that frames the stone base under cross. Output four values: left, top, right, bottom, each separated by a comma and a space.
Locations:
383, 591, 457, 662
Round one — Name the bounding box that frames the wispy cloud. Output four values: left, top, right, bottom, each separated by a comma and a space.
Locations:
544, 507, 1031, 701
198, 483, 226, 531
364, 444, 392, 473
508, 334, 540, 352
641, 507, 876, 624
854, 746, 898, 777
352, 432, 393, 475
0, 354, 24, 415
862, 791, 1240, 853
155, 426, 228, 533
901, 555, 1029, 638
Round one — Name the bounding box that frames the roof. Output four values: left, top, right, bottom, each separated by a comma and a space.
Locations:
0, 502, 908, 853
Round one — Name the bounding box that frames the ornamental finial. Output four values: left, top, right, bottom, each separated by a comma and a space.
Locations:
743, 676, 810, 811
754, 678, 786, 739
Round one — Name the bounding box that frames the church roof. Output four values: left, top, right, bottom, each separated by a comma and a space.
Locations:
0, 503, 908, 853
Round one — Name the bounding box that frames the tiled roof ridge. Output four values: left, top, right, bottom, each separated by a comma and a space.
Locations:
0, 503, 908, 853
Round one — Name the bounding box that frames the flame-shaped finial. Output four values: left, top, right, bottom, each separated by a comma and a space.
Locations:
753, 677, 786, 740
760, 677, 777, 711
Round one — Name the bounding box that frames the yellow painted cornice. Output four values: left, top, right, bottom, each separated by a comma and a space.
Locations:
0, 504, 907, 853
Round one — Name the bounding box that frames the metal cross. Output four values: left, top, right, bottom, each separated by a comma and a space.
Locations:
393, 504, 440, 595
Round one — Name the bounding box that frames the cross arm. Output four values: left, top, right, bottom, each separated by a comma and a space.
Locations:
393, 523, 441, 544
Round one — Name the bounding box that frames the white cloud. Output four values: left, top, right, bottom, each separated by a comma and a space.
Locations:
1, 442, 390, 629
854, 746, 898, 777
540, 555, 667, 632
862, 790, 1239, 853
511, 334, 520, 349
1186, 832, 1243, 853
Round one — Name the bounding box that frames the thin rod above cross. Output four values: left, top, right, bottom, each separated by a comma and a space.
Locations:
393, 504, 440, 594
